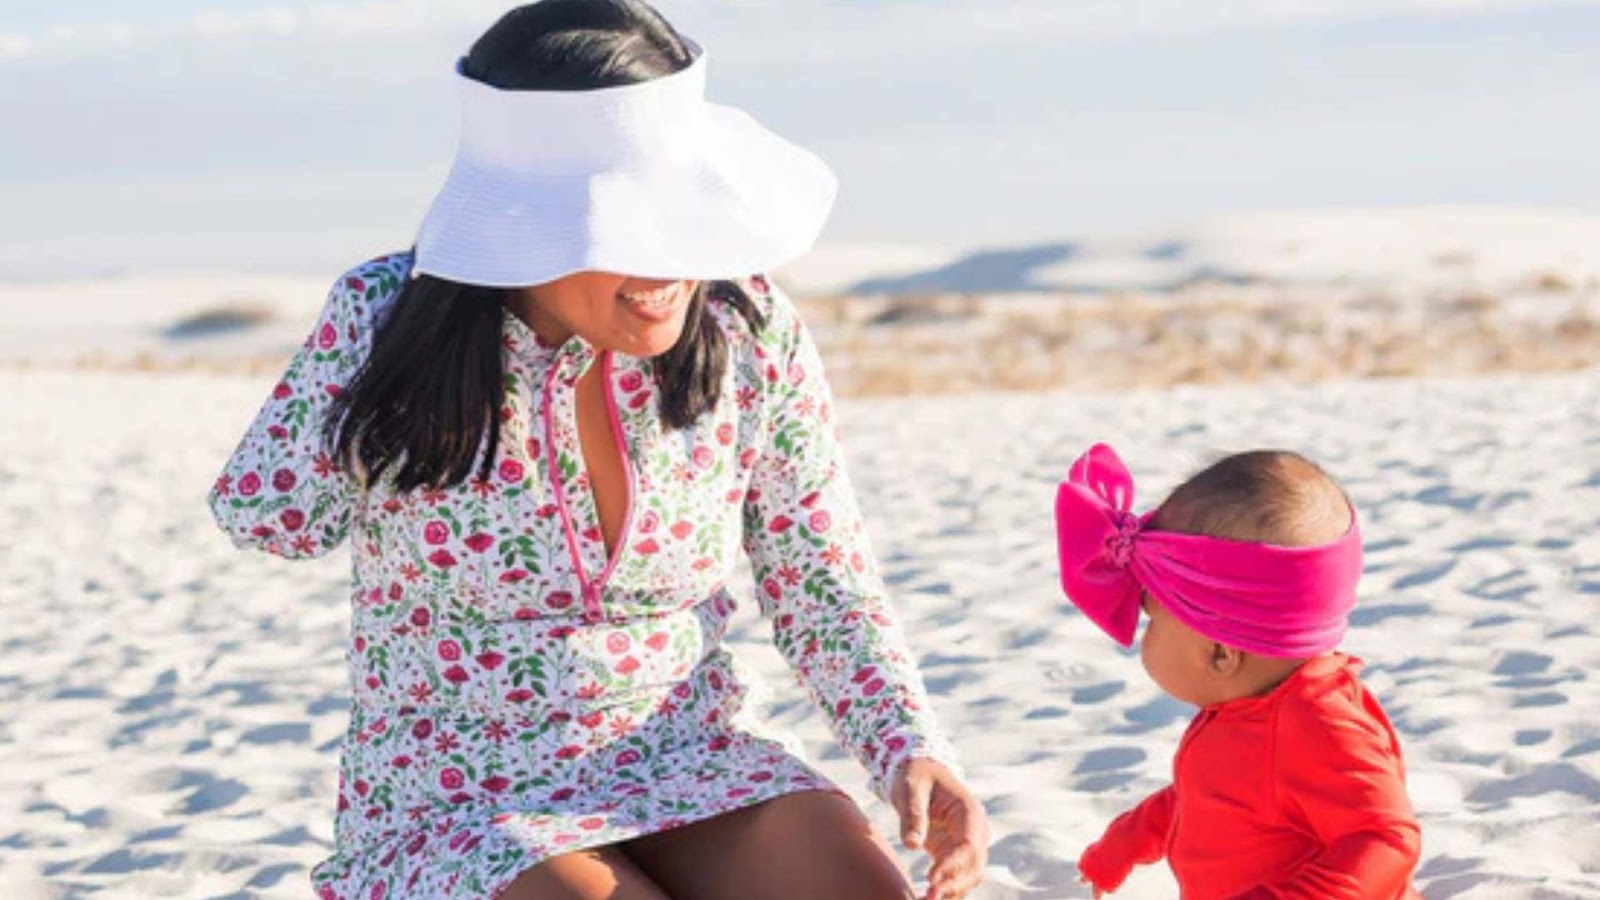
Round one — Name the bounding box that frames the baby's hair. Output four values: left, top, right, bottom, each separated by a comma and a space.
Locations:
1151, 450, 1352, 547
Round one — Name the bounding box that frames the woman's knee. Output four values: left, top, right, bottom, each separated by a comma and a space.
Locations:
498, 846, 671, 900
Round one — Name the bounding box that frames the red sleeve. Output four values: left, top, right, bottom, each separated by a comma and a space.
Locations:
1079, 785, 1176, 893
1235, 684, 1421, 899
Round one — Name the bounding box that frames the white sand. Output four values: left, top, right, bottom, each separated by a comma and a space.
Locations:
2, 366, 1597, 898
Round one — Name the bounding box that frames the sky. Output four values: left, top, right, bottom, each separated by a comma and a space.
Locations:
2, 0, 1599, 279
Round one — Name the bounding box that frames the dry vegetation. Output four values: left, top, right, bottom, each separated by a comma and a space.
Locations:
9, 285, 1596, 396
798, 284, 1600, 395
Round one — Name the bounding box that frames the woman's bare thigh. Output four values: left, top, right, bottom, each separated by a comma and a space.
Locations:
620, 790, 914, 900
499, 845, 672, 900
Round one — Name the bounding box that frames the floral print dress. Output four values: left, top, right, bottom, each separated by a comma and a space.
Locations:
206, 252, 957, 899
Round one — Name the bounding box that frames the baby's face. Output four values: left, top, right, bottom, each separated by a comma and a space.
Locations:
1139, 594, 1228, 707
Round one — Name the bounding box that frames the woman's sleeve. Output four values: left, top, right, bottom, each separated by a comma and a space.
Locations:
205, 263, 394, 559
1233, 688, 1422, 899
1078, 785, 1177, 893
740, 278, 960, 801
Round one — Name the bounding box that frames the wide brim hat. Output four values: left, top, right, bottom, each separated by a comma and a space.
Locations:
412, 40, 837, 288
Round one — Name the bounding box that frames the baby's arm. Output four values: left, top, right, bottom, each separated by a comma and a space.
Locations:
1234, 687, 1421, 898
1078, 785, 1176, 894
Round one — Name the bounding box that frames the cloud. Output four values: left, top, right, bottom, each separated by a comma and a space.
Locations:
2, 0, 1595, 63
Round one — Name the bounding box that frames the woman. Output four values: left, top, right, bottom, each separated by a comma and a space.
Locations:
207, 2, 987, 898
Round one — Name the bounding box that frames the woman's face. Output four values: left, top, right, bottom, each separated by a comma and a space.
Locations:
516, 272, 697, 358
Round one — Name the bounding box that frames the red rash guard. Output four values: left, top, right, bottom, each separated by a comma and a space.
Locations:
1080, 655, 1423, 899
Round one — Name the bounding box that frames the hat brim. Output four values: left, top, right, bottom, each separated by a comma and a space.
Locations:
413, 102, 837, 288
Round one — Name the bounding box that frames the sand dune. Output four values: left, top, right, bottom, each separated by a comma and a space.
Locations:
2, 366, 1596, 897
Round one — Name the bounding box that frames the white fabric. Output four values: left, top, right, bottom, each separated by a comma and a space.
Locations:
412, 43, 837, 288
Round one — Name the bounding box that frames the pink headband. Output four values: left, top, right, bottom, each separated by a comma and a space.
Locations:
1055, 444, 1363, 659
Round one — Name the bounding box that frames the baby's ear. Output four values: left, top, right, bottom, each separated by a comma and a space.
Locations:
1209, 642, 1244, 677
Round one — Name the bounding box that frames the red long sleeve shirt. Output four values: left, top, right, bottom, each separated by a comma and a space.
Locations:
1080, 655, 1422, 898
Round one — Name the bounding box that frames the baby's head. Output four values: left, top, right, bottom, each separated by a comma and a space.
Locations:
1139, 450, 1354, 706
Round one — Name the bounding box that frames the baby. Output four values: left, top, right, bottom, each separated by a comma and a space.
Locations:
1055, 444, 1421, 899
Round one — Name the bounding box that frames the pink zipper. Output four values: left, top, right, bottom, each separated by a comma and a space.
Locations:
539, 351, 636, 624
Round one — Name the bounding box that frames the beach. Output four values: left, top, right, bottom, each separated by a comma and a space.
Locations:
2, 365, 1596, 898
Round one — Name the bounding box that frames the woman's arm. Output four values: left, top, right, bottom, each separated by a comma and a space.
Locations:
205, 258, 402, 559
740, 278, 959, 801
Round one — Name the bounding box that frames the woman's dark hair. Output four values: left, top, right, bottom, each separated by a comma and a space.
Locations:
327, 0, 765, 494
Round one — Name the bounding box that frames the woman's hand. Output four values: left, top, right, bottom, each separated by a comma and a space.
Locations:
891, 757, 990, 900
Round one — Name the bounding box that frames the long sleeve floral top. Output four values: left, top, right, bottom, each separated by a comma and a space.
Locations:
206, 252, 957, 899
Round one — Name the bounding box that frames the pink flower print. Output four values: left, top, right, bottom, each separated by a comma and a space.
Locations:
751, 771, 774, 783
271, 468, 297, 492
410, 607, 430, 629
318, 321, 338, 350
388, 582, 403, 601
670, 521, 693, 540
536, 503, 559, 519
629, 391, 650, 410
716, 422, 735, 445
505, 688, 534, 703
619, 370, 645, 392
616, 749, 642, 767
273, 381, 293, 400
606, 633, 631, 655
423, 521, 450, 545
427, 549, 458, 568
437, 640, 462, 662
762, 578, 781, 601
799, 491, 822, 509
835, 698, 852, 717
551, 787, 575, 802
556, 745, 583, 760
464, 532, 495, 553
480, 775, 511, 794
634, 538, 661, 555
709, 735, 732, 752
579, 711, 604, 729
728, 786, 754, 799
498, 459, 525, 483
547, 591, 574, 610
524, 438, 541, 459
354, 778, 371, 797
439, 768, 465, 790
851, 666, 878, 685
406, 832, 428, 856
886, 735, 908, 754
391, 755, 412, 769
369, 879, 386, 900
708, 670, 725, 691
582, 526, 602, 543
808, 510, 832, 533
267, 424, 288, 441
768, 516, 794, 533
237, 472, 262, 497
739, 448, 760, 469
580, 817, 605, 831
616, 656, 641, 675
692, 445, 714, 469
851, 552, 865, 572
637, 510, 660, 534
511, 605, 536, 620
346, 276, 366, 292
475, 651, 505, 670
443, 665, 469, 684
863, 678, 886, 696
279, 508, 305, 532
645, 632, 669, 652
501, 570, 531, 585
412, 719, 433, 741
750, 274, 771, 294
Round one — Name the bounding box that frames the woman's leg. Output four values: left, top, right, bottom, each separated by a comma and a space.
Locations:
621, 791, 915, 900
499, 845, 673, 900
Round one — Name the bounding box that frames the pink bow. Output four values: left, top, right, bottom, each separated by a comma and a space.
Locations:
1055, 444, 1364, 659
